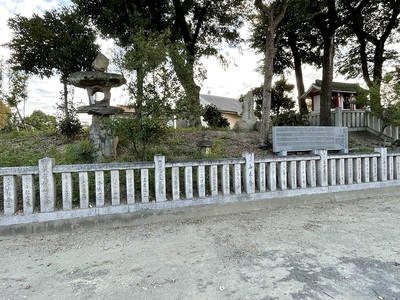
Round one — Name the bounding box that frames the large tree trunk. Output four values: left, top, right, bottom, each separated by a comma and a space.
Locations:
170, 49, 202, 126
136, 67, 145, 121
319, 35, 335, 126
255, 0, 288, 148
61, 75, 70, 119
289, 38, 307, 114
259, 28, 275, 148
370, 42, 385, 113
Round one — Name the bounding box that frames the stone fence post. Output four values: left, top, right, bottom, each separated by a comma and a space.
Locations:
312, 150, 328, 187
154, 155, 166, 202
335, 107, 343, 127
243, 152, 255, 194
374, 147, 387, 182
3, 175, 17, 215
39, 157, 56, 212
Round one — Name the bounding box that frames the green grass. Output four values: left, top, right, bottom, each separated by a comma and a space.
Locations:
0, 128, 388, 167
0, 128, 252, 167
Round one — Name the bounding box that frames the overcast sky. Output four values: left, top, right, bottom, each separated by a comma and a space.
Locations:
0, 0, 332, 123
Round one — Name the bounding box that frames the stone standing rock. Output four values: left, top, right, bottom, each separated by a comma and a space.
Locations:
240, 90, 257, 131
92, 53, 109, 72
233, 91, 257, 132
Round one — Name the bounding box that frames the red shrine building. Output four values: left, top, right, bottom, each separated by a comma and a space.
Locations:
301, 80, 364, 112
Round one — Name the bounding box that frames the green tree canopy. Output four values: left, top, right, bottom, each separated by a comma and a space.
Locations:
251, 76, 295, 118
25, 110, 57, 131
72, 0, 248, 124
249, 0, 323, 114
304, 0, 371, 126
336, 0, 400, 113
0, 58, 26, 130
5, 6, 100, 118
111, 30, 181, 161
203, 104, 230, 128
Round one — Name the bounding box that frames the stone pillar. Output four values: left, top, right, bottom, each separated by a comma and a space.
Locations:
328, 159, 336, 186
96, 171, 106, 206
370, 156, 378, 182
278, 161, 287, 190
3, 176, 17, 215
61, 172, 73, 210
22, 174, 35, 214
39, 158, 56, 213
126, 169, 135, 204
90, 115, 116, 161
154, 155, 166, 202
111, 170, 120, 205
172, 167, 180, 200
209, 165, 218, 196
287, 161, 297, 189
267, 162, 277, 191
232, 164, 242, 195
336, 158, 345, 185
257, 162, 266, 192
243, 152, 255, 194
297, 161, 307, 189
312, 150, 328, 187
141, 169, 149, 203
222, 164, 230, 195
361, 158, 370, 183
197, 166, 206, 198
307, 160, 316, 188
353, 157, 362, 184
374, 147, 388, 181
345, 158, 353, 185
388, 156, 394, 180
335, 107, 343, 127
185, 166, 193, 199
79, 172, 89, 208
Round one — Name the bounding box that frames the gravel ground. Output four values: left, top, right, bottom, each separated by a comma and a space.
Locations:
1, 191, 400, 300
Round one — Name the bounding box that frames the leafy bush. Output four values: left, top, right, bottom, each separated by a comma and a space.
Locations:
25, 110, 57, 131
272, 110, 309, 126
57, 116, 83, 139
61, 139, 96, 164
111, 116, 166, 161
203, 104, 230, 128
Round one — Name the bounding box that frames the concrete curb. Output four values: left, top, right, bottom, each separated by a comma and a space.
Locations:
1, 184, 399, 236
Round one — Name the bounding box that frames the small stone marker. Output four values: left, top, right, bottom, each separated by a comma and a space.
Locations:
272, 126, 348, 154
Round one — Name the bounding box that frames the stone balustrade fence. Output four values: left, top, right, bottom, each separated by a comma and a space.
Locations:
309, 109, 400, 140
1, 149, 400, 226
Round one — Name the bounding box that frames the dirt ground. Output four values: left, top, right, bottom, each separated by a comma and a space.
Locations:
1, 190, 400, 300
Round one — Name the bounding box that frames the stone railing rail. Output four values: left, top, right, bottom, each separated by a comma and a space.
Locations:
309, 109, 400, 141
1, 149, 400, 226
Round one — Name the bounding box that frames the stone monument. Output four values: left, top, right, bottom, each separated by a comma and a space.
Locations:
233, 90, 257, 132
69, 53, 126, 160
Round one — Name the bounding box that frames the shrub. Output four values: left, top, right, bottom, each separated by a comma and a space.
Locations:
110, 116, 166, 161
25, 110, 57, 131
203, 104, 230, 128
61, 139, 96, 164
57, 116, 83, 139
272, 110, 309, 126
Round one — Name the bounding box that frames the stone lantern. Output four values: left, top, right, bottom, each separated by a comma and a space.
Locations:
69, 53, 126, 160
197, 136, 213, 155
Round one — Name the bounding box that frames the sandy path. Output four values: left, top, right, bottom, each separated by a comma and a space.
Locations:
1, 192, 400, 300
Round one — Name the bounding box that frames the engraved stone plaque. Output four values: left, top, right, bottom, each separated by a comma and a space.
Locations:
272, 126, 348, 153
